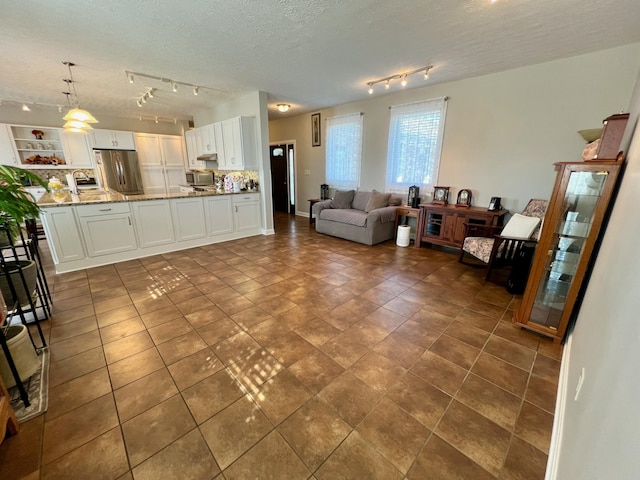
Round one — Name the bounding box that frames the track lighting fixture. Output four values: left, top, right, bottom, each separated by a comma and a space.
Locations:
135, 88, 156, 107
137, 99, 143, 107
137, 114, 178, 124
276, 104, 290, 112
365, 65, 433, 95
22, 103, 30, 111
124, 70, 224, 107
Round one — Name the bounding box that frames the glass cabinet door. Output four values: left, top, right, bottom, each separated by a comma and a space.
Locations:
529, 169, 609, 330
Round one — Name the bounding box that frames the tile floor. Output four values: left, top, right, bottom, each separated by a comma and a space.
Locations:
0, 212, 562, 479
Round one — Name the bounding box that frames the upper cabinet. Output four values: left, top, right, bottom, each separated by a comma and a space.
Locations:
184, 129, 201, 170
195, 124, 217, 155
91, 129, 136, 150
135, 133, 187, 195
1, 124, 93, 168
220, 116, 256, 170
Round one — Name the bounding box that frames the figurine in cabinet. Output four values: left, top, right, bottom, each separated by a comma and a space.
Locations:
513, 161, 621, 342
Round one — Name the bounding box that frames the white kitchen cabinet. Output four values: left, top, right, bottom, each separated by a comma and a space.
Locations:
136, 133, 187, 194
232, 193, 261, 233
204, 195, 234, 236
171, 198, 206, 241
40, 207, 86, 263
60, 131, 93, 167
91, 129, 136, 150
184, 129, 203, 170
131, 200, 175, 248
76, 203, 137, 257
0, 124, 18, 166
213, 122, 226, 168
195, 124, 217, 155
220, 116, 256, 170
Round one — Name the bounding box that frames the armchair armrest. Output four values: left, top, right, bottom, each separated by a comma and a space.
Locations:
462, 222, 502, 238
367, 205, 397, 223
312, 199, 333, 216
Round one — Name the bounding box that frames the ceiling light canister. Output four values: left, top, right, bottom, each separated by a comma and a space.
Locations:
22, 103, 31, 111
193, 86, 199, 96
401, 75, 407, 87
368, 84, 374, 95
424, 68, 430, 80
277, 104, 290, 112
385, 80, 390, 89
137, 99, 143, 107
171, 81, 178, 92
127, 72, 135, 84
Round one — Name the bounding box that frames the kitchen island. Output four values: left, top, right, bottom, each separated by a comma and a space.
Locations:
38, 189, 262, 273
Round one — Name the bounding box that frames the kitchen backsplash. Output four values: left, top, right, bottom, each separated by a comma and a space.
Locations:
27, 168, 95, 185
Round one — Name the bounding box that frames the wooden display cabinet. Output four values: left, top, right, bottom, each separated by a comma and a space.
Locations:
513, 161, 621, 342
416, 204, 506, 248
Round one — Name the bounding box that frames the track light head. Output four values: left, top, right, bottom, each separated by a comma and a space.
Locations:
367, 83, 374, 95
385, 80, 390, 89
193, 86, 199, 96
127, 72, 135, 84
137, 99, 143, 107
171, 81, 178, 92
424, 68, 430, 80
401, 75, 407, 87
22, 103, 31, 111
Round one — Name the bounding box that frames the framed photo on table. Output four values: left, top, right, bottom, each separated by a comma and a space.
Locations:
456, 189, 472, 208
311, 113, 321, 147
432, 186, 450, 205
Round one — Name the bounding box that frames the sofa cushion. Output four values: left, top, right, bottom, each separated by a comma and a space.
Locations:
351, 191, 371, 211
319, 208, 368, 227
365, 189, 391, 212
331, 190, 355, 209
388, 195, 402, 206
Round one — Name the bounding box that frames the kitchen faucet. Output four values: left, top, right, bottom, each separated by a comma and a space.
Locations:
72, 170, 90, 181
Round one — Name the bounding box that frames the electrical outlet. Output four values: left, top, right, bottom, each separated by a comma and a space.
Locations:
304, 169, 311, 175
574, 367, 585, 401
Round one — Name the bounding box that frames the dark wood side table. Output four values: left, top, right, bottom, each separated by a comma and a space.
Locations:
394, 206, 420, 246
308, 199, 322, 225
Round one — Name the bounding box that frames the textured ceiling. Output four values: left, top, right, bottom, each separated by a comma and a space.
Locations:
1, 0, 639, 121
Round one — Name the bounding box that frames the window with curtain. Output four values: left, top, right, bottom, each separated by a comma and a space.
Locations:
385, 97, 447, 194
325, 112, 363, 190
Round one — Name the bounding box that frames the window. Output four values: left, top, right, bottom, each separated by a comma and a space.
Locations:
325, 113, 363, 190
385, 97, 447, 194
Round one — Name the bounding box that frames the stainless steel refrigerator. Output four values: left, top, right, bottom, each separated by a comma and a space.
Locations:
94, 149, 144, 194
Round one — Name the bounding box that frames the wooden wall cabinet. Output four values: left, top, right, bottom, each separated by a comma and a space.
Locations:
513, 161, 621, 341
416, 204, 506, 248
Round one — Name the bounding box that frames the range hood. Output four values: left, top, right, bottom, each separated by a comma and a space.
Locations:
196, 153, 218, 161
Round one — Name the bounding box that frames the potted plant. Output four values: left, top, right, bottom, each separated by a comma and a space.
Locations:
0, 165, 48, 244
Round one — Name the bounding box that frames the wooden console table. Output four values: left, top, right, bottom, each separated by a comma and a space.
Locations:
416, 204, 506, 248
308, 198, 321, 225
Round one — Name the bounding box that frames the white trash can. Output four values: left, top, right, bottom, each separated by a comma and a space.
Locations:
396, 225, 411, 247
0, 325, 40, 388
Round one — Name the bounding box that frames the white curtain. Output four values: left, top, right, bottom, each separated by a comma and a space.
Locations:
385, 97, 447, 194
325, 113, 363, 190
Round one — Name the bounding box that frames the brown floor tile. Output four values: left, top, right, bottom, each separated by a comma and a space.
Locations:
103, 331, 154, 364
108, 347, 165, 390
341, 319, 391, 348
223, 430, 311, 480
315, 431, 403, 480
472, 352, 530, 397
48, 346, 106, 388
293, 318, 342, 347
525, 374, 558, 413
139, 305, 183, 329
251, 369, 312, 425
394, 319, 440, 349
185, 306, 228, 329
200, 395, 273, 470
0, 416, 44, 480
408, 434, 494, 480
91, 285, 129, 303
100, 317, 145, 344
266, 330, 317, 367
429, 334, 481, 370
532, 353, 561, 384
156, 330, 208, 365
386, 372, 452, 429
500, 435, 548, 480
411, 351, 467, 395
95, 301, 137, 326
536, 338, 564, 361
114, 368, 179, 422
167, 347, 224, 391
132, 428, 220, 480
494, 321, 541, 350
515, 401, 554, 454
351, 351, 406, 393
318, 371, 382, 427
365, 306, 410, 331
42, 394, 119, 465
320, 331, 370, 368
278, 397, 351, 471
456, 373, 522, 430
147, 317, 194, 345
49, 303, 95, 326
122, 395, 196, 467
288, 349, 344, 394
247, 317, 292, 344
41, 427, 129, 480
182, 368, 245, 424
49, 316, 97, 344
53, 284, 91, 302
484, 334, 537, 372
436, 400, 511, 476
357, 397, 431, 473
52, 294, 94, 313
46, 367, 113, 421
48, 330, 102, 362
197, 318, 244, 348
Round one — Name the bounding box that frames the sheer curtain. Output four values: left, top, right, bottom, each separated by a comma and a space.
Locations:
385, 97, 447, 194
325, 113, 363, 190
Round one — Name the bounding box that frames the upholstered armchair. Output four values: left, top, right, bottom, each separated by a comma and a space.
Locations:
458, 199, 548, 280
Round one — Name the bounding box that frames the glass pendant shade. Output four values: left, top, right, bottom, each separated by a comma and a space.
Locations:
63, 120, 93, 130
63, 108, 99, 123
63, 127, 90, 134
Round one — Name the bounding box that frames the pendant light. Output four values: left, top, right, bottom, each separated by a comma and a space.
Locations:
61, 61, 98, 131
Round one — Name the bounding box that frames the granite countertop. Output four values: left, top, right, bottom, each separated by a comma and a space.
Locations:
38, 189, 259, 207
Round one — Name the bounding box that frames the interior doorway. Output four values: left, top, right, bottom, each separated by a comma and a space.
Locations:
270, 142, 295, 214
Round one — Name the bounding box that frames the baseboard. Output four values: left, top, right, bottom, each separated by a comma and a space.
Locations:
545, 332, 573, 480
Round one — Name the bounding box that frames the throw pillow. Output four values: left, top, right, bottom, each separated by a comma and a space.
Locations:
387, 195, 402, 206
365, 189, 392, 212
500, 213, 541, 239
331, 190, 355, 209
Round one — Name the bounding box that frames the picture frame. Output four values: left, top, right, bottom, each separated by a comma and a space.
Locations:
456, 189, 472, 208
432, 186, 450, 205
311, 113, 321, 147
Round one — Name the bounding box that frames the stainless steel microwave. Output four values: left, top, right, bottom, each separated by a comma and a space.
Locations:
185, 171, 214, 185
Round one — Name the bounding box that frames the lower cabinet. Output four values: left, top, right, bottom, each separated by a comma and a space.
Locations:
131, 200, 175, 248
204, 196, 234, 236
171, 198, 206, 241
76, 203, 137, 257
40, 207, 86, 263
233, 193, 261, 233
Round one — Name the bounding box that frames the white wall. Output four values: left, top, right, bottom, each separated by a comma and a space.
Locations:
193, 91, 273, 233
549, 65, 640, 479
269, 43, 640, 215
